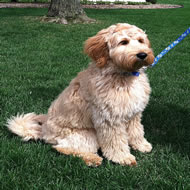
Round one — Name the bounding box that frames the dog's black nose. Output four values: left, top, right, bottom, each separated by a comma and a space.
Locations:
136, 53, 147, 60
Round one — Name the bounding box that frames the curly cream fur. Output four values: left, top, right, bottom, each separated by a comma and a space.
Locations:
7, 23, 154, 166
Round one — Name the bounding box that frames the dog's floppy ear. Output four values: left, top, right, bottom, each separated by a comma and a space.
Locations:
84, 30, 109, 68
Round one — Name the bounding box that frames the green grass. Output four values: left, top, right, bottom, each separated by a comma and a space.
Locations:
0, 0, 190, 189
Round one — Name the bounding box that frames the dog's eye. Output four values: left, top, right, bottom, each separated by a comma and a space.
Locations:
138, 39, 144, 43
119, 40, 129, 45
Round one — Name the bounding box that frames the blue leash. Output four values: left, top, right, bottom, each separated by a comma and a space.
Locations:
132, 27, 190, 76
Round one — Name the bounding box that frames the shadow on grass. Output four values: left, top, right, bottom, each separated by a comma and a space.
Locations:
144, 102, 190, 157
29, 86, 64, 102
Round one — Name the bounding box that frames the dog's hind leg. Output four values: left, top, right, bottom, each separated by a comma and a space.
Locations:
52, 128, 102, 167
54, 147, 102, 167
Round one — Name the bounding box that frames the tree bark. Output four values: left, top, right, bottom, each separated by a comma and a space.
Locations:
47, 0, 95, 24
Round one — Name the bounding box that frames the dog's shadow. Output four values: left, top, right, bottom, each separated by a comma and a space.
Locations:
143, 102, 190, 157
29, 85, 66, 103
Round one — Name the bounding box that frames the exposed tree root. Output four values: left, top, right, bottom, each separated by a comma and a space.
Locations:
41, 14, 96, 24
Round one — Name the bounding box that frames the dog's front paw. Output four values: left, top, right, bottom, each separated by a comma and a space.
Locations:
111, 153, 137, 166
131, 139, 152, 153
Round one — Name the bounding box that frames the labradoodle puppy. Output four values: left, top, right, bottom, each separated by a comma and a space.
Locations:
7, 23, 155, 166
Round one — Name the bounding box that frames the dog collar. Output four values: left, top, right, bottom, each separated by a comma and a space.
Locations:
122, 72, 135, 77
132, 71, 140, 76
132, 27, 190, 76
122, 67, 147, 77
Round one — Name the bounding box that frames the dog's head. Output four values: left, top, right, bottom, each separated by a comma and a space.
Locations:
84, 23, 155, 72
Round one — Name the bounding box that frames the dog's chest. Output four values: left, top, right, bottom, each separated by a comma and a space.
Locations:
93, 76, 150, 123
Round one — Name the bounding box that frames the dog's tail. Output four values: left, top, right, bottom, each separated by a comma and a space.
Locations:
6, 113, 47, 141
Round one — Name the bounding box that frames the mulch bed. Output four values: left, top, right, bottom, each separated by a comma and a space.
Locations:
83, 4, 183, 9
0, 3, 49, 8
0, 3, 183, 9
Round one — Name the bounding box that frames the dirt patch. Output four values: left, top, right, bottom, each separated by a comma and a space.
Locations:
0, 3, 183, 9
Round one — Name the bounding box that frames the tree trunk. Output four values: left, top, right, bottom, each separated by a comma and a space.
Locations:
47, 0, 94, 24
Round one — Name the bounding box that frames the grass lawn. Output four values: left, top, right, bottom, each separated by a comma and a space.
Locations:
0, 0, 190, 189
